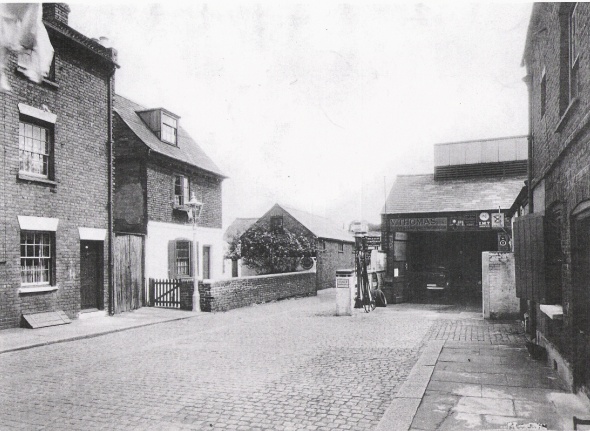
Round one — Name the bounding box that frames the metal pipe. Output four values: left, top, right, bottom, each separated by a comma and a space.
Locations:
107, 66, 115, 315
524, 70, 534, 214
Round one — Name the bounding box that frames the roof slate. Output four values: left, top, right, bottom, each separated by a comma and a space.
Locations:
279, 205, 355, 243
114, 95, 226, 178
383, 174, 526, 214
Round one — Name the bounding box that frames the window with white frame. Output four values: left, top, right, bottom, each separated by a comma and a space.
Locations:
161, 113, 177, 145
20, 231, 53, 285
19, 121, 51, 178
174, 175, 190, 206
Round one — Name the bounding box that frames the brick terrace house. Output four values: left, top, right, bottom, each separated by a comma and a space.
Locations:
241, 204, 355, 290
0, 4, 118, 329
113, 95, 226, 305
515, 2, 590, 398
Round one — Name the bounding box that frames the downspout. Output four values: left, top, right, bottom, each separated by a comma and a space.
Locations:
107, 66, 115, 315
524, 69, 534, 214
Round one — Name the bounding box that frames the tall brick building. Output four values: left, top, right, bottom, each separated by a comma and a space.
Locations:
515, 2, 590, 398
113, 94, 226, 305
0, 4, 118, 328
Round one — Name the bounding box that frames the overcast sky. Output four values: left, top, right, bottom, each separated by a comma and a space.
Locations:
69, 2, 532, 228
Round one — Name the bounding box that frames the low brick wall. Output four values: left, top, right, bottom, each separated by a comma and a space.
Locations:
198, 271, 317, 312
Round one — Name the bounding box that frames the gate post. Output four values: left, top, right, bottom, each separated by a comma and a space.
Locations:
148, 279, 154, 307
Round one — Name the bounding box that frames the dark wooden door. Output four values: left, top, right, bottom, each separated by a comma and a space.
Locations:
203, 246, 211, 279
80, 241, 103, 309
114, 234, 144, 313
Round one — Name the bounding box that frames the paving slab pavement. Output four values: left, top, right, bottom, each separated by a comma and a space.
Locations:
0, 307, 201, 354
384, 313, 590, 431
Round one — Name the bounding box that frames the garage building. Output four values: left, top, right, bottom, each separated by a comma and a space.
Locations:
381, 136, 527, 304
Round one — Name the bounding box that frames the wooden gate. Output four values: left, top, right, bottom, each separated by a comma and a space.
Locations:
149, 279, 182, 308
114, 234, 144, 313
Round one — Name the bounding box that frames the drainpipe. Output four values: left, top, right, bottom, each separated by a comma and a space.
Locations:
523, 70, 534, 214
107, 66, 115, 315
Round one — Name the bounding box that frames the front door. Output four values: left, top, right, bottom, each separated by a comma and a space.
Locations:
80, 241, 103, 309
203, 246, 211, 280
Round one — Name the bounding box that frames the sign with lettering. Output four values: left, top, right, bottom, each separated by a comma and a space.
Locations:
491, 213, 505, 228
390, 217, 447, 231
365, 236, 381, 248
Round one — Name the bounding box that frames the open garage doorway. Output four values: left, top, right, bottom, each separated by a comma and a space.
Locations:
406, 230, 498, 306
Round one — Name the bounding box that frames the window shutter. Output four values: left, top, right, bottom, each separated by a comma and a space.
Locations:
168, 240, 176, 278
189, 240, 194, 278
514, 213, 546, 302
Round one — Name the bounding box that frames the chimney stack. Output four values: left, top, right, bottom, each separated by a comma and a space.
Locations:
42, 3, 71, 25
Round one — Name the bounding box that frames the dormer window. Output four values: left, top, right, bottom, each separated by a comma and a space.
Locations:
136, 108, 180, 146
161, 113, 177, 145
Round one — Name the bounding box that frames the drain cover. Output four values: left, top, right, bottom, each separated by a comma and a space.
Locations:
22, 311, 71, 329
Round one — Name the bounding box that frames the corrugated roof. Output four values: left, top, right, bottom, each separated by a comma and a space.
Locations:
280, 205, 355, 243
114, 95, 226, 178
382, 174, 526, 214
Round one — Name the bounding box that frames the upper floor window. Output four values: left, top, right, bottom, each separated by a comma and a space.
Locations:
174, 175, 189, 206
338, 242, 344, 253
21, 231, 53, 285
161, 113, 177, 145
18, 51, 56, 82
559, 3, 579, 114
270, 216, 283, 231
540, 70, 547, 118
19, 121, 51, 178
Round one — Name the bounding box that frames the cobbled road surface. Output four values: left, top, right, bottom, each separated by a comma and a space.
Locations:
0, 291, 445, 431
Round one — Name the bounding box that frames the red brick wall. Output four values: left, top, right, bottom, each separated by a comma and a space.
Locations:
198, 271, 316, 312
0, 27, 112, 329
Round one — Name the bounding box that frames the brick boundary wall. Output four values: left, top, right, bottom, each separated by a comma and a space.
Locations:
198, 271, 317, 312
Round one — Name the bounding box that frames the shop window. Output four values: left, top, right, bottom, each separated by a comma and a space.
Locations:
21, 231, 54, 285
168, 239, 193, 278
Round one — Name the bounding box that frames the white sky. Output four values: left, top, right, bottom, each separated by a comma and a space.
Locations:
68, 2, 532, 228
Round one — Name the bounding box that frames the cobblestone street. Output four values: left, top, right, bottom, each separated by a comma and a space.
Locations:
0, 291, 439, 431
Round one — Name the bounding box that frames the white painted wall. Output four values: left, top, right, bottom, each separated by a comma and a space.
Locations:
146, 221, 225, 281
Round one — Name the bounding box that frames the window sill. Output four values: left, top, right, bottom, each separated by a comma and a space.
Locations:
19, 285, 59, 294
16, 66, 59, 89
540, 304, 563, 320
17, 172, 57, 186
555, 98, 579, 133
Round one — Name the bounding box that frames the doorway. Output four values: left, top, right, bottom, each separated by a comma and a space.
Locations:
203, 246, 211, 280
80, 241, 103, 310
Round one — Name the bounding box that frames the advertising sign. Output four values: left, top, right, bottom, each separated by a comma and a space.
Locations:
390, 217, 447, 231
498, 232, 511, 251
491, 213, 505, 228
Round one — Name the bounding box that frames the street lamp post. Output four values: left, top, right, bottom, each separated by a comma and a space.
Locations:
186, 193, 203, 312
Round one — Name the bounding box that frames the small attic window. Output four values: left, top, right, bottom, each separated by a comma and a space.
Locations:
136, 108, 180, 146
161, 113, 177, 145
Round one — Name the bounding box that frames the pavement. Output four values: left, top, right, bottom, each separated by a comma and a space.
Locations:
0, 307, 201, 354
0, 290, 589, 430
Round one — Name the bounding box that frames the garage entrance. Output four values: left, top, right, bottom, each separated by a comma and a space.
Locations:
406, 230, 498, 304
